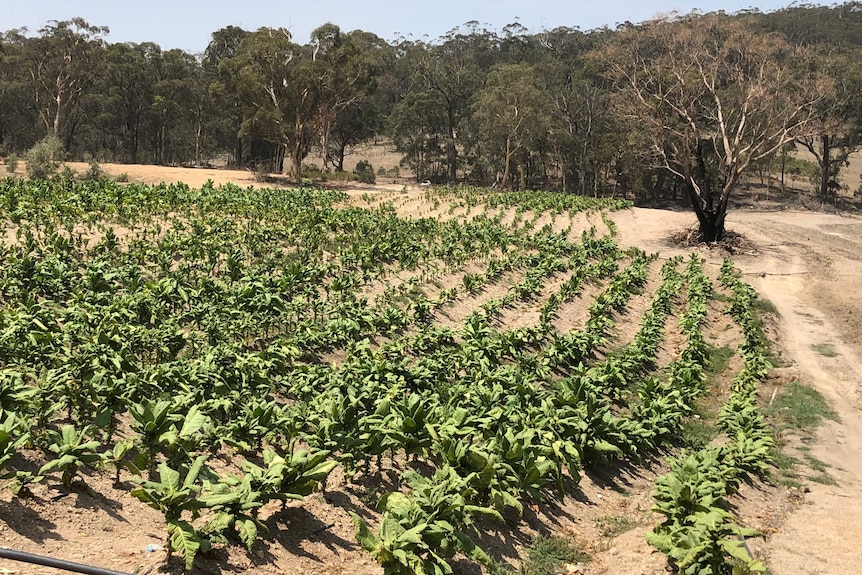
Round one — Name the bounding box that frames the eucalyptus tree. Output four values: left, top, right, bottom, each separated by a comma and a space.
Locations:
306, 24, 381, 171
535, 27, 621, 194
472, 63, 552, 190
596, 13, 820, 242
149, 48, 205, 165
331, 30, 392, 171
388, 24, 498, 183
25, 18, 108, 149
204, 26, 251, 167
231, 28, 319, 181
795, 49, 862, 199
98, 42, 160, 162
388, 83, 450, 182
0, 29, 36, 152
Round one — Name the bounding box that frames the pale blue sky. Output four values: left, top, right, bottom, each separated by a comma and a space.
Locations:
8, 1, 814, 52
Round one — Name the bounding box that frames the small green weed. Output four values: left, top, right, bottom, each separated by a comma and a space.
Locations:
595, 515, 638, 538
679, 416, 717, 450
765, 381, 838, 433
752, 297, 779, 316
490, 535, 590, 575
808, 472, 838, 486
803, 453, 829, 473
801, 453, 837, 485
775, 476, 804, 488
811, 343, 838, 358
765, 382, 841, 489
706, 344, 734, 376
770, 447, 800, 472
523, 535, 590, 575
712, 291, 731, 303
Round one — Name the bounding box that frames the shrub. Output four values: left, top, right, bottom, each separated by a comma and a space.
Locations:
59, 165, 76, 180
354, 160, 375, 184
783, 156, 819, 184
115, 172, 130, 183
4, 154, 18, 174
377, 165, 400, 179
83, 161, 107, 181
25, 135, 65, 179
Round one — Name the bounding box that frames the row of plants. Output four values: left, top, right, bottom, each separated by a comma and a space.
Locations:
423, 185, 633, 216
646, 260, 775, 575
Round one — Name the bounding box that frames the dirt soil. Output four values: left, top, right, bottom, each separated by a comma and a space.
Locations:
2, 164, 861, 575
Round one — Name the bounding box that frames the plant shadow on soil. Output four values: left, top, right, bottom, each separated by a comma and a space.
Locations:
155, 503, 361, 575
65, 478, 128, 523
267, 506, 358, 559
0, 496, 61, 543
584, 457, 660, 495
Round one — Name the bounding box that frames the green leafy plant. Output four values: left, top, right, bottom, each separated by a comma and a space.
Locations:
130, 455, 210, 569
39, 425, 104, 489
129, 400, 209, 473
200, 472, 267, 551
83, 161, 107, 181
240, 447, 337, 505
4, 154, 18, 174
355, 160, 376, 184
351, 467, 501, 575
0, 410, 38, 492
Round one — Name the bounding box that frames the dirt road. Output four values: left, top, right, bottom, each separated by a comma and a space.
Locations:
734, 212, 862, 575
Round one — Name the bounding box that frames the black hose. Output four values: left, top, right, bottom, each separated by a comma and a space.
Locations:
0, 547, 132, 575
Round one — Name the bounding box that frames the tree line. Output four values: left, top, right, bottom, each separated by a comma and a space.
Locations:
2, 4, 862, 238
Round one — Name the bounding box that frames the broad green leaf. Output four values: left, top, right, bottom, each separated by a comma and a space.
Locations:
168, 520, 201, 570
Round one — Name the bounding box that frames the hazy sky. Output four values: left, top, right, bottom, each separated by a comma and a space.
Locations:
8, 1, 813, 52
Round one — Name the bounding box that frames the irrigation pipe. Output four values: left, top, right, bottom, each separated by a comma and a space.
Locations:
0, 548, 132, 575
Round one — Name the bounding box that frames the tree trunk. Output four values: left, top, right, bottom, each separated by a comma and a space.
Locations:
53, 91, 63, 137
195, 121, 202, 167
291, 140, 303, 182
652, 169, 667, 199
501, 136, 512, 190
685, 178, 727, 243
130, 120, 139, 164
560, 159, 567, 192
337, 141, 347, 172
234, 137, 243, 168
819, 133, 831, 199
697, 212, 725, 243
447, 109, 457, 184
